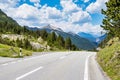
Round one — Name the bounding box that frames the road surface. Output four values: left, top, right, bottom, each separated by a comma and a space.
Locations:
0, 51, 108, 80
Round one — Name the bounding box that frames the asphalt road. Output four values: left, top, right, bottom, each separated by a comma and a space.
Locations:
0, 51, 108, 80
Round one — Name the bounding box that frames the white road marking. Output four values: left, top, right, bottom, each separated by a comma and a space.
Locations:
17, 60, 22, 62
23, 56, 41, 61
1, 55, 43, 66
11, 61, 16, 64
1, 56, 41, 66
16, 66, 43, 80
60, 56, 66, 59
2, 63, 9, 66
84, 55, 91, 80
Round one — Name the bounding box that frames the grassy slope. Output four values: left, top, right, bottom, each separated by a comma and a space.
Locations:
0, 44, 32, 58
97, 41, 120, 80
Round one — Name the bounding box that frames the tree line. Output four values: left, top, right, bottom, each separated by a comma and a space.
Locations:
100, 0, 120, 47
0, 21, 78, 51
32, 30, 78, 50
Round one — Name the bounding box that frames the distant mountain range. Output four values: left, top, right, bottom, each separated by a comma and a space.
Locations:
78, 32, 106, 45
0, 9, 98, 50
28, 25, 97, 50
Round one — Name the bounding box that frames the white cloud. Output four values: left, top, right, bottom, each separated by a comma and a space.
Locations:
43, 6, 62, 19
34, 3, 41, 8
30, 0, 41, 8
84, 0, 89, 2
61, 0, 80, 13
80, 23, 104, 36
74, 0, 89, 3
60, 0, 91, 24
74, 0, 78, 3
30, 0, 40, 3
50, 21, 104, 37
0, 0, 104, 36
0, 0, 18, 9
86, 0, 108, 13
69, 11, 91, 24
8, 4, 38, 19
84, 0, 89, 3
0, 3, 41, 27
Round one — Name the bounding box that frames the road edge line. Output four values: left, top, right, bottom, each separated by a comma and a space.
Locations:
95, 55, 111, 80
84, 54, 91, 80
16, 66, 43, 80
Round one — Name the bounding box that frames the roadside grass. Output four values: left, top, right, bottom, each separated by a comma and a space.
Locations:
0, 44, 32, 58
97, 42, 120, 80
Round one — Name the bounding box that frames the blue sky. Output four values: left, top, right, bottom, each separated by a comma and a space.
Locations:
0, 0, 108, 36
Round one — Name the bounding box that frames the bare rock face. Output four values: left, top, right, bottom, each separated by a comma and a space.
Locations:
30, 42, 50, 50
30, 42, 43, 50
1, 34, 50, 51
1, 34, 24, 40
38, 37, 44, 43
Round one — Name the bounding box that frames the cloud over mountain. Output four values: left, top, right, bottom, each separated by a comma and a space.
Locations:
0, 0, 108, 36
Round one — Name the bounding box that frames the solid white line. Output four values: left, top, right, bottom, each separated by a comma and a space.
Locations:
60, 56, 66, 59
11, 61, 16, 64
17, 60, 22, 62
16, 66, 43, 80
2, 63, 9, 66
23, 56, 41, 61
84, 55, 91, 80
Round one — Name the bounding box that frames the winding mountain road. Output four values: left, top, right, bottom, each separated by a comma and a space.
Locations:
0, 51, 108, 80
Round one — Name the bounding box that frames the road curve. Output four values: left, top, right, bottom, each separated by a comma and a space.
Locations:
0, 51, 108, 80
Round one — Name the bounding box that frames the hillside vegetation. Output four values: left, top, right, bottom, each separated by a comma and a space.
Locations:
0, 9, 79, 57
0, 43, 32, 57
97, 38, 120, 80
35, 25, 96, 50
97, 0, 120, 80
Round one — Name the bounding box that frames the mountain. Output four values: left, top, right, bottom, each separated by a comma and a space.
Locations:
78, 32, 106, 45
0, 10, 49, 51
0, 9, 19, 26
0, 9, 96, 50
43, 24, 63, 32
28, 25, 63, 32
28, 25, 97, 50
0, 9, 25, 34
78, 32, 96, 42
97, 34, 106, 44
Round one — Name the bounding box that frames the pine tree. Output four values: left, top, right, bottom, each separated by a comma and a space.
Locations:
51, 32, 57, 42
16, 38, 23, 47
23, 39, 32, 50
57, 35, 65, 48
65, 37, 72, 50
101, 0, 120, 38
71, 44, 77, 50
40, 30, 48, 40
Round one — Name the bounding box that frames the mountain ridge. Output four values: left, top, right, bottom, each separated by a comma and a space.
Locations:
78, 32, 106, 45
0, 9, 19, 26
0, 9, 96, 50
28, 25, 97, 50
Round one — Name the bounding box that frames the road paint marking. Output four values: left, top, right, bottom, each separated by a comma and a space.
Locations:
1, 60, 22, 66
2, 63, 9, 66
84, 55, 91, 80
23, 56, 41, 61
17, 60, 22, 62
11, 61, 16, 64
60, 56, 66, 59
16, 66, 43, 80
1, 56, 43, 66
